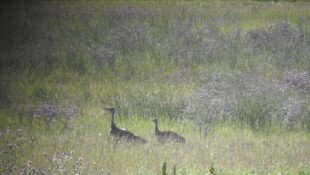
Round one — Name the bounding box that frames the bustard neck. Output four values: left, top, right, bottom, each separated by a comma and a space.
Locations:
154, 121, 159, 134
110, 110, 116, 128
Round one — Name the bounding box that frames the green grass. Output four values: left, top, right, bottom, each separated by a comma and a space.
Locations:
1, 1, 310, 174
1, 112, 309, 174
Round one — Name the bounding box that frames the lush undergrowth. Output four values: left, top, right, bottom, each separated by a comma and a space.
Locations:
0, 1, 310, 174
1, 114, 310, 174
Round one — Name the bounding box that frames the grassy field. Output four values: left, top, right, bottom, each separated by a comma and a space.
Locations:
1, 1, 310, 174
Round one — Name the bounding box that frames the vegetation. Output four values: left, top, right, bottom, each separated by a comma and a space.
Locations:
0, 1, 310, 174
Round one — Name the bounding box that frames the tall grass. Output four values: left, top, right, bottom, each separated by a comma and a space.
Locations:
0, 1, 310, 174
1, 115, 309, 174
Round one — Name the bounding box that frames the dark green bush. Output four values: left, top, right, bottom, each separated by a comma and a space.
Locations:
161, 162, 167, 175
233, 95, 270, 131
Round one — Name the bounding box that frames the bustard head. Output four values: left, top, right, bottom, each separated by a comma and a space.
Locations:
152, 118, 158, 123
105, 107, 115, 112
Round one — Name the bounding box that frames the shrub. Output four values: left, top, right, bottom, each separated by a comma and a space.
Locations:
232, 94, 270, 131
161, 162, 167, 175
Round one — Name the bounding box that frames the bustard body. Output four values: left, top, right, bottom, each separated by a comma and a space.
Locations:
152, 118, 185, 144
105, 108, 147, 144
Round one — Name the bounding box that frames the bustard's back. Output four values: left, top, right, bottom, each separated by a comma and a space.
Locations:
152, 118, 185, 144
105, 108, 147, 144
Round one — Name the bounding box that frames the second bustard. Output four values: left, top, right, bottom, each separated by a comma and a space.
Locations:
152, 118, 185, 144
105, 108, 147, 144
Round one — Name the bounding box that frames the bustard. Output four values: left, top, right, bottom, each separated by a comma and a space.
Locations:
105, 108, 147, 144
152, 118, 185, 144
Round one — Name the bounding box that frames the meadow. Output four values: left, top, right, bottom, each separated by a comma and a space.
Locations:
0, 1, 310, 174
